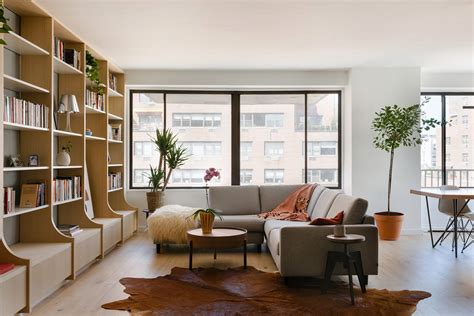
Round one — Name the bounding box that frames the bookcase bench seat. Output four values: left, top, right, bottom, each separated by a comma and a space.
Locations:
0, 265, 27, 315
74, 228, 101, 273
93, 218, 122, 252
9, 242, 72, 305
116, 210, 137, 241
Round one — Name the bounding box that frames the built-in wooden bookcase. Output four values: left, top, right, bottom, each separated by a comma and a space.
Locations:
0, 1, 137, 314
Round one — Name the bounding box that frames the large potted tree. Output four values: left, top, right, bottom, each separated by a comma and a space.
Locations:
372, 101, 439, 240
146, 129, 189, 210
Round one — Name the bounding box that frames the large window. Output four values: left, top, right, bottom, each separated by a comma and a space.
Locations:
130, 90, 341, 189
421, 93, 473, 188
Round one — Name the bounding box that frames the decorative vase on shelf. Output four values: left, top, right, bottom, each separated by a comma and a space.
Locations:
56, 150, 71, 166
200, 212, 215, 234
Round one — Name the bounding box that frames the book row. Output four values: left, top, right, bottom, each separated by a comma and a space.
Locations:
108, 172, 122, 190
3, 187, 16, 214
19, 183, 47, 208
4, 96, 49, 128
53, 176, 81, 203
54, 37, 82, 70
86, 89, 105, 111
109, 73, 118, 91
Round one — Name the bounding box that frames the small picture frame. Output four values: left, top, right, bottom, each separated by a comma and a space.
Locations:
28, 155, 39, 167
9, 155, 23, 167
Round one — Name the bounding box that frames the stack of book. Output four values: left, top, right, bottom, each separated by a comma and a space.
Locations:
53, 176, 81, 203
109, 73, 118, 91
4, 96, 49, 128
108, 172, 122, 190
57, 224, 83, 237
3, 187, 16, 214
19, 183, 47, 208
54, 37, 81, 70
86, 89, 105, 111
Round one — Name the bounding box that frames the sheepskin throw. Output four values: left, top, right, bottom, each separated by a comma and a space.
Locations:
147, 205, 199, 244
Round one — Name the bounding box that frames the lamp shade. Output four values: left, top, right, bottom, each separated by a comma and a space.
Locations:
59, 94, 80, 113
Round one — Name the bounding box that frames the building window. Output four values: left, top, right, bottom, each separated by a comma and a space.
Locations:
240, 169, 253, 185
172, 113, 221, 128
306, 169, 338, 185
130, 90, 341, 189
264, 169, 284, 184
133, 169, 149, 187
421, 93, 473, 188
264, 141, 284, 158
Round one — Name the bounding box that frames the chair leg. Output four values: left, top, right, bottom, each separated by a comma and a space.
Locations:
156, 243, 161, 254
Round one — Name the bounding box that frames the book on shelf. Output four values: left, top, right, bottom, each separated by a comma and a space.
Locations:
0, 263, 15, 275
109, 73, 118, 91
4, 96, 49, 128
54, 37, 81, 70
19, 183, 46, 208
53, 176, 81, 203
57, 224, 83, 237
86, 89, 105, 111
3, 187, 16, 214
108, 123, 122, 141
108, 172, 122, 190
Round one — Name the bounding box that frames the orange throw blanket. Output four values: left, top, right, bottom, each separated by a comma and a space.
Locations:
258, 184, 317, 221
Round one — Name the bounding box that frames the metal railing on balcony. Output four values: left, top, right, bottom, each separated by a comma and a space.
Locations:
421, 169, 474, 188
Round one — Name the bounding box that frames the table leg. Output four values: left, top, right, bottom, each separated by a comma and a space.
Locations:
243, 240, 247, 269
344, 244, 355, 305
214, 249, 217, 260
189, 240, 193, 270
454, 200, 458, 258
322, 252, 337, 294
425, 196, 435, 248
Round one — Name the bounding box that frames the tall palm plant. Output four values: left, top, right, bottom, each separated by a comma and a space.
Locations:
162, 144, 189, 190
151, 129, 177, 172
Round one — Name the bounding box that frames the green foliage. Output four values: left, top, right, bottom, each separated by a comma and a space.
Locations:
86, 50, 105, 95
166, 144, 189, 170
189, 208, 223, 221
0, 5, 13, 45
372, 99, 440, 153
147, 165, 165, 192
61, 141, 73, 153
151, 129, 177, 163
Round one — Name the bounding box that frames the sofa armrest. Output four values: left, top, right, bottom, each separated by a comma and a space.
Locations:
362, 215, 375, 225
279, 224, 378, 277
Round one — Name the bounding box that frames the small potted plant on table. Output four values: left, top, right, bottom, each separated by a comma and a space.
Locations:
190, 168, 222, 234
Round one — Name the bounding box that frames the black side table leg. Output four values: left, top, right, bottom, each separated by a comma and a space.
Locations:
344, 245, 355, 305
189, 241, 193, 270
243, 240, 247, 268
322, 252, 337, 294
351, 251, 366, 293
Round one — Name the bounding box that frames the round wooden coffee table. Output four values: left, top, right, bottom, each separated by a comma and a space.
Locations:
186, 227, 247, 270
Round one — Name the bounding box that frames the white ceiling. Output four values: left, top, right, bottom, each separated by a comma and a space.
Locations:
37, 0, 473, 71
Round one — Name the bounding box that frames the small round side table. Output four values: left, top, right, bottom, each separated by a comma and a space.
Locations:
142, 209, 154, 219
322, 234, 367, 305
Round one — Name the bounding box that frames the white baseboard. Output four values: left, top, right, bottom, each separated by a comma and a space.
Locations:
400, 228, 424, 235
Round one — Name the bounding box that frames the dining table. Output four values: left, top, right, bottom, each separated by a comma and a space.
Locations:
410, 188, 474, 258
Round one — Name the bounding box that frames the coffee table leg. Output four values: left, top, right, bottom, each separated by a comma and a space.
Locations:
244, 240, 247, 269
214, 249, 217, 260
189, 240, 193, 270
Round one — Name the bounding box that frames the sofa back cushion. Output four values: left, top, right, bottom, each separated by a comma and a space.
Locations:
209, 185, 261, 215
326, 194, 368, 224
307, 185, 326, 218
310, 189, 340, 220
259, 185, 304, 212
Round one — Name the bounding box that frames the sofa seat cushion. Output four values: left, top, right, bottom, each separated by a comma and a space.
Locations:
214, 215, 266, 232
326, 194, 368, 224
209, 185, 261, 215
264, 219, 309, 239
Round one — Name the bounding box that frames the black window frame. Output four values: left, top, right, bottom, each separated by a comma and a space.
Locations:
129, 89, 342, 189
421, 92, 474, 188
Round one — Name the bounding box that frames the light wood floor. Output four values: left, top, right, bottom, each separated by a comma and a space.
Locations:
31, 232, 473, 316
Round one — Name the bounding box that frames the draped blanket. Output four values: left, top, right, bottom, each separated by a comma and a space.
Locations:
258, 184, 317, 221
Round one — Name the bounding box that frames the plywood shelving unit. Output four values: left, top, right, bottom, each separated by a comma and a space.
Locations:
0, 0, 137, 313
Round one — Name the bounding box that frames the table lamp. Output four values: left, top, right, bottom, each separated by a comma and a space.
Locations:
58, 94, 79, 132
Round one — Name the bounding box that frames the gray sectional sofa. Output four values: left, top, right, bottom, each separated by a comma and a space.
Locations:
209, 184, 378, 278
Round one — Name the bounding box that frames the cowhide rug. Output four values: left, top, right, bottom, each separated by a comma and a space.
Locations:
102, 267, 430, 315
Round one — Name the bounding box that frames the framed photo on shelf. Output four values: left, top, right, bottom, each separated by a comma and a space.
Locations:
9, 155, 23, 167
28, 155, 39, 167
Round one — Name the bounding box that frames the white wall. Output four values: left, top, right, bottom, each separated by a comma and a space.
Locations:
349, 67, 423, 234
421, 72, 474, 92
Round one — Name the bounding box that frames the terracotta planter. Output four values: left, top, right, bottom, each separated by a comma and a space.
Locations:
374, 212, 404, 241
200, 212, 215, 234
146, 191, 164, 211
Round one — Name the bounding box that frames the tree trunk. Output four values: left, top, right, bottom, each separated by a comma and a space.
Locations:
162, 168, 173, 191
387, 149, 395, 212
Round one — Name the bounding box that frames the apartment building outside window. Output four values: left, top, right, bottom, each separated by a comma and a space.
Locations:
421, 93, 474, 188
305, 169, 338, 185
130, 90, 341, 189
